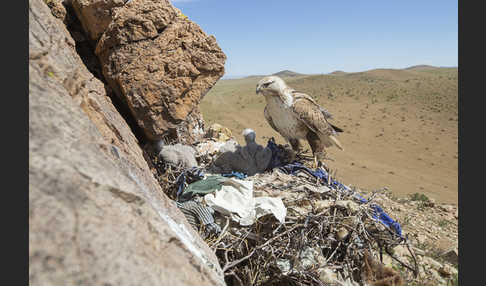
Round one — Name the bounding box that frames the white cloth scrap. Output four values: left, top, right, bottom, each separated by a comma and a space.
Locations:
254, 197, 286, 224
204, 178, 286, 226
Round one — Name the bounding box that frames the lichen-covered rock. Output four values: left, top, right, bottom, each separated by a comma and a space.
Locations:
31, 0, 147, 171
440, 248, 458, 265
72, 0, 226, 143
29, 0, 224, 284
44, 0, 68, 21
71, 0, 129, 42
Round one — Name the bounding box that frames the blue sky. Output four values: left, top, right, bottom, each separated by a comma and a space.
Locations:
171, 0, 457, 77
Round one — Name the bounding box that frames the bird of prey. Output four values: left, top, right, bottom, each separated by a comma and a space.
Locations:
255, 76, 343, 169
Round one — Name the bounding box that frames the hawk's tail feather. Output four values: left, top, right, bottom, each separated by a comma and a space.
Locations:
330, 123, 344, 133
329, 135, 343, 150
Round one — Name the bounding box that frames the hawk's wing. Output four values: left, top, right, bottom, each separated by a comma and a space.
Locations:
291, 91, 343, 150
293, 91, 334, 119
264, 105, 279, 133
320, 107, 334, 119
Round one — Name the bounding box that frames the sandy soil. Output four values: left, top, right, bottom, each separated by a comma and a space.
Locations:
200, 67, 458, 204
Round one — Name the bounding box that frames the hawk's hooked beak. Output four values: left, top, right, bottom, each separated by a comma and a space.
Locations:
256, 84, 262, 94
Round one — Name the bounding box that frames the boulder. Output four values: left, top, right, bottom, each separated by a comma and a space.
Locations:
43, 0, 68, 21
421, 256, 443, 271
71, 0, 226, 143
71, 0, 129, 42
440, 248, 458, 265
438, 264, 455, 277
29, 0, 224, 285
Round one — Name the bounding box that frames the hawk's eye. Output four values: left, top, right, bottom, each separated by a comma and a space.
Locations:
262, 82, 273, 88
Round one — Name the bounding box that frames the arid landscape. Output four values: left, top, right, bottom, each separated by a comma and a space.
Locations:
201, 66, 458, 204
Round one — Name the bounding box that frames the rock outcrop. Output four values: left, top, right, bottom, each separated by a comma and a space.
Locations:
71, 0, 226, 143
29, 0, 224, 284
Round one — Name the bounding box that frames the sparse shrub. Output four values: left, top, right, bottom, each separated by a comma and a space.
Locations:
410, 193, 429, 202
410, 193, 433, 210
386, 93, 398, 101
438, 219, 449, 228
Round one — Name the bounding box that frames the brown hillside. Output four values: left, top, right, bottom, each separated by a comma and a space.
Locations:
272, 70, 304, 77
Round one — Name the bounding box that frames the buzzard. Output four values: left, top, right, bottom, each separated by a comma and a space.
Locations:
255, 76, 343, 169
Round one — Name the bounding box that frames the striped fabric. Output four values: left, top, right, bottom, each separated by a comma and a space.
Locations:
176, 200, 221, 235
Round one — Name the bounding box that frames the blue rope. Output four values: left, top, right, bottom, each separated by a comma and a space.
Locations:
222, 171, 247, 179
370, 204, 403, 237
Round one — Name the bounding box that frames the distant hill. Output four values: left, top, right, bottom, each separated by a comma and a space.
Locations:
404, 65, 437, 70
221, 75, 247, 80
272, 70, 304, 77
329, 65, 452, 74
329, 70, 347, 75
241, 70, 304, 79
234, 66, 455, 80
242, 75, 265, 80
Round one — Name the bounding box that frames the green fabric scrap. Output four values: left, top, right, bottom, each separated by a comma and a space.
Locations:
182, 175, 229, 197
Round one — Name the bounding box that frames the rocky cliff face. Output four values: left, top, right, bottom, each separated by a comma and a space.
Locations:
29, 0, 225, 284
73, 0, 226, 143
